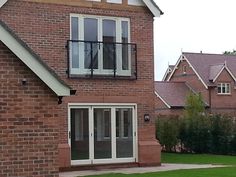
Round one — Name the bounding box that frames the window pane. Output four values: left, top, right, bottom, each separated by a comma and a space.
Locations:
103, 19, 116, 70
71, 17, 79, 68
222, 84, 226, 93
94, 108, 112, 159
217, 84, 221, 93
116, 108, 133, 158
84, 18, 98, 69
122, 21, 129, 70
226, 84, 230, 93
71, 17, 78, 40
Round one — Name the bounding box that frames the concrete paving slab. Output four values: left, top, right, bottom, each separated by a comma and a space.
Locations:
59, 163, 226, 177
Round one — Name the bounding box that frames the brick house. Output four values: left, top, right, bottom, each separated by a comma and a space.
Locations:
0, 0, 163, 176
155, 52, 236, 117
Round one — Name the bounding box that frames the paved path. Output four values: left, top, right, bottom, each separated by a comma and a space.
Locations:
59, 163, 226, 177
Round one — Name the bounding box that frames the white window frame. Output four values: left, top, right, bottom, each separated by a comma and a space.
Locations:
116, 108, 132, 139
217, 83, 231, 95
70, 14, 131, 76
68, 103, 137, 165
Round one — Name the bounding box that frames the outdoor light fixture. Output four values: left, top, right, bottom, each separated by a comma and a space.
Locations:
21, 78, 27, 85
144, 114, 150, 122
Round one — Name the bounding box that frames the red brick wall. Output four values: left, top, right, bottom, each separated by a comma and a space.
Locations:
170, 60, 209, 104
0, 0, 160, 168
0, 42, 59, 177
169, 60, 236, 116
210, 69, 236, 115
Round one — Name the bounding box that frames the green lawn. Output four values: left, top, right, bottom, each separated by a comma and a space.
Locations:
86, 168, 236, 177
84, 153, 236, 177
162, 153, 236, 165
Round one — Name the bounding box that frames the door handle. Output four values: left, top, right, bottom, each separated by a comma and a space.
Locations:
69, 131, 71, 139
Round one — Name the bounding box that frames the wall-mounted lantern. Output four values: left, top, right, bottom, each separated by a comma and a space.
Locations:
144, 114, 150, 122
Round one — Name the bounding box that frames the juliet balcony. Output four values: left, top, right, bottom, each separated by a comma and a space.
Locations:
67, 40, 137, 79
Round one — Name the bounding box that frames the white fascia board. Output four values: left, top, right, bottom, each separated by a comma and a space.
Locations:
213, 66, 236, 82
0, 0, 7, 8
155, 91, 171, 109
142, 0, 162, 17
168, 54, 208, 89
0, 25, 71, 96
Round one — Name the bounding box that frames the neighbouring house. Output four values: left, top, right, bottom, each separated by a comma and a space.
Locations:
0, 0, 163, 176
162, 65, 174, 81
155, 52, 236, 117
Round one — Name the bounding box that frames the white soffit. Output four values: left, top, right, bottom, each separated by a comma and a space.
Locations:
142, 0, 163, 17
0, 0, 7, 8
0, 22, 72, 96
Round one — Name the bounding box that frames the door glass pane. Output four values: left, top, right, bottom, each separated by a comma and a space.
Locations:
94, 108, 112, 159
84, 18, 98, 69
71, 108, 89, 160
71, 17, 79, 68
103, 19, 116, 70
122, 21, 129, 70
116, 108, 133, 158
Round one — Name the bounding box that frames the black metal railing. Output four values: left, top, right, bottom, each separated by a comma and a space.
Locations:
67, 40, 137, 79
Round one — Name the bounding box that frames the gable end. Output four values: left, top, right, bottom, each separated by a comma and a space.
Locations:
0, 20, 74, 96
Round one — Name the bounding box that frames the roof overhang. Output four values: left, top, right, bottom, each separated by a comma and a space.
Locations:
168, 54, 208, 89
0, 0, 7, 8
213, 65, 236, 83
0, 20, 75, 96
142, 0, 164, 17
155, 91, 171, 109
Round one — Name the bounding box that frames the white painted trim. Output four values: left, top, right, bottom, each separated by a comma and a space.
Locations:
162, 67, 173, 81
155, 91, 171, 109
217, 83, 231, 95
213, 66, 236, 82
69, 103, 137, 106
0, 24, 71, 96
142, 0, 162, 17
168, 55, 208, 89
68, 103, 137, 166
0, 0, 7, 8
70, 14, 131, 76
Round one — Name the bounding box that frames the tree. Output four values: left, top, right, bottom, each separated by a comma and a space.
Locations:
182, 92, 211, 153
223, 49, 236, 55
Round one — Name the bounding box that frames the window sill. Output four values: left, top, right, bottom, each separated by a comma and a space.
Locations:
217, 93, 231, 96
68, 74, 137, 80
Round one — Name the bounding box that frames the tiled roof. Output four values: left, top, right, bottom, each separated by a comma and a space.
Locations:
162, 65, 175, 81
183, 52, 236, 86
155, 81, 192, 108
209, 64, 224, 81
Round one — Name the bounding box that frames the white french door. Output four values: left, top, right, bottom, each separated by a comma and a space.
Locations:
68, 104, 137, 165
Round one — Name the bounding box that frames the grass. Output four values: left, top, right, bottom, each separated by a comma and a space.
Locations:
82, 153, 236, 177
162, 152, 236, 165
86, 168, 236, 177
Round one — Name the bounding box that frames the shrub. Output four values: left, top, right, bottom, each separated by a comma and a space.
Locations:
156, 116, 179, 152
156, 92, 236, 155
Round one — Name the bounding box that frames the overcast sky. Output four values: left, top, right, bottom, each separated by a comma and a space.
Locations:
153, 0, 236, 80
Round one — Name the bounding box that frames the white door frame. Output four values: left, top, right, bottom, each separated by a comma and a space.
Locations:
68, 103, 138, 165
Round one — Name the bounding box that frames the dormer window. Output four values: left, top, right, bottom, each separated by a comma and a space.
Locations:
217, 83, 231, 94
68, 14, 137, 78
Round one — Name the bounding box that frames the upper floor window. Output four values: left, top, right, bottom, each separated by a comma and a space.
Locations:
68, 14, 137, 78
217, 83, 231, 94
